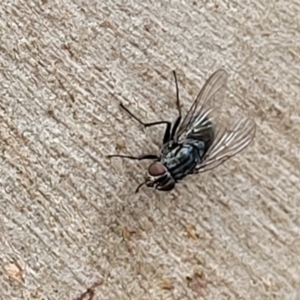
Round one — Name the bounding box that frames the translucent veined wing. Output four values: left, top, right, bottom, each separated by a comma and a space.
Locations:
175, 69, 228, 142
195, 117, 256, 173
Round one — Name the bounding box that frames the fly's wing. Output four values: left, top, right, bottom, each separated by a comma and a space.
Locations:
175, 69, 228, 142
174, 68, 256, 172
195, 117, 256, 173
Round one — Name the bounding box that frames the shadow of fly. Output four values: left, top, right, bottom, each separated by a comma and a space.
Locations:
108, 69, 256, 193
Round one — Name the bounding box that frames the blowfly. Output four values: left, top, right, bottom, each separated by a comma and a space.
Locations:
108, 69, 256, 192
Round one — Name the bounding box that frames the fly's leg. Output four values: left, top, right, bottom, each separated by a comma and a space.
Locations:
120, 69, 182, 144
119, 102, 172, 144
170, 70, 182, 139
107, 154, 159, 160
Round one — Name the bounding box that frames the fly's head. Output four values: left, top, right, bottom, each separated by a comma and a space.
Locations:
144, 161, 175, 191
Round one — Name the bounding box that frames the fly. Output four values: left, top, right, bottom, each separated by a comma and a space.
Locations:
108, 69, 256, 192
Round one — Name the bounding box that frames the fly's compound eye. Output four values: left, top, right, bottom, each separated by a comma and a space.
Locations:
148, 162, 167, 177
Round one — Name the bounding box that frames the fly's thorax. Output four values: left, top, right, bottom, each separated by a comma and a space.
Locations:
146, 161, 175, 191
162, 140, 206, 159
160, 141, 206, 180
162, 141, 205, 166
